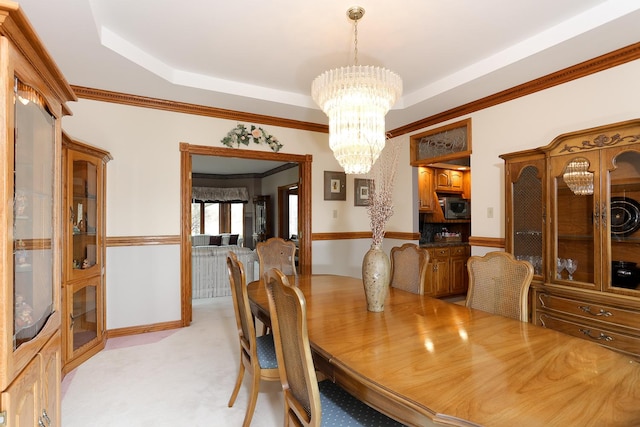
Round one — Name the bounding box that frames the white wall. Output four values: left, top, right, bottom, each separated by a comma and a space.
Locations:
62, 58, 640, 329
398, 59, 640, 255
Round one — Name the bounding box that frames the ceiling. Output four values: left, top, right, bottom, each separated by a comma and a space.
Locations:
15, 0, 640, 135
191, 155, 294, 175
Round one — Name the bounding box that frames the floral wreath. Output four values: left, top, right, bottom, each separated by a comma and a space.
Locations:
221, 124, 283, 153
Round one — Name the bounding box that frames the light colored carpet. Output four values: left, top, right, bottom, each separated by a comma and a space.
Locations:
61, 297, 283, 426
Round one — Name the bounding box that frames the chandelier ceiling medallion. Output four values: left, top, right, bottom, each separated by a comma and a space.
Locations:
311, 6, 402, 174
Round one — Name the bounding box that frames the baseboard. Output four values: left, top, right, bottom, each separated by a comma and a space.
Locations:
106, 320, 183, 339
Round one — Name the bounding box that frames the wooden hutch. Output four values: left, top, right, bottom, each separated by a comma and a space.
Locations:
501, 119, 640, 360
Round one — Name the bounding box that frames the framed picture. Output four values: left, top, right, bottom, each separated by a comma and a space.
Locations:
354, 178, 373, 206
324, 171, 346, 200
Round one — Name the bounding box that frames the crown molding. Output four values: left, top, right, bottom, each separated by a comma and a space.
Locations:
389, 41, 640, 137
71, 85, 328, 134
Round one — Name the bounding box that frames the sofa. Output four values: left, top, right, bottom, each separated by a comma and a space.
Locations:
191, 244, 258, 298
191, 233, 244, 247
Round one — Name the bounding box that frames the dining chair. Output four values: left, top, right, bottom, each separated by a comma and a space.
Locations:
256, 237, 297, 277
263, 268, 405, 427
389, 243, 430, 295
465, 251, 534, 322
226, 252, 279, 427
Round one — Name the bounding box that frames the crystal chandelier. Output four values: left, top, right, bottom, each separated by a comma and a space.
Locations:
563, 158, 594, 195
311, 6, 402, 174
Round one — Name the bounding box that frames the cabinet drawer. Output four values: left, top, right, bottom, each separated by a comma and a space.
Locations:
450, 246, 469, 257
428, 248, 450, 259
538, 313, 640, 358
538, 293, 640, 331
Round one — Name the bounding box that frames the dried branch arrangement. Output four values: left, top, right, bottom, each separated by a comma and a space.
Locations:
366, 139, 400, 246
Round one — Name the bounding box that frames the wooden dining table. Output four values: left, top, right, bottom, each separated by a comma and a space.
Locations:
247, 274, 640, 427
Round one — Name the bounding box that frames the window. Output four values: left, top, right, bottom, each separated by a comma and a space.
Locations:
289, 194, 298, 238
191, 201, 244, 237
231, 203, 243, 235
191, 202, 201, 234
204, 203, 220, 234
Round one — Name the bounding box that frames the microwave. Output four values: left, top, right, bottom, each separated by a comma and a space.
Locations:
439, 197, 471, 220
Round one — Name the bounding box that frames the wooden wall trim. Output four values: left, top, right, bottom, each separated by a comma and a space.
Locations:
108, 232, 421, 245
389, 42, 640, 137
106, 320, 184, 338
71, 85, 328, 134
468, 236, 505, 248
312, 231, 420, 241
106, 235, 180, 247
71, 42, 639, 141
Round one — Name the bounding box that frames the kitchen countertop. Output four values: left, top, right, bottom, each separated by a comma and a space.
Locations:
419, 241, 469, 248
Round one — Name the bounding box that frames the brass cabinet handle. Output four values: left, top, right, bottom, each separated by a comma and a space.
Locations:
42, 409, 51, 426
579, 328, 614, 341
578, 305, 612, 317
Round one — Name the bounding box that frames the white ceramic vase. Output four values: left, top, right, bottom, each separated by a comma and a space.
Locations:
361, 243, 390, 312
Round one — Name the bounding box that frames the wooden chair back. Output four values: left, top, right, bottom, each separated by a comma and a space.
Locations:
226, 252, 279, 426
256, 237, 297, 277
465, 251, 534, 322
389, 243, 429, 295
264, 268, 321, 426
227, 252, 258, 356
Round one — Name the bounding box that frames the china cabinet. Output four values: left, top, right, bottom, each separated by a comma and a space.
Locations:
62, 134, 111, 373
253, 195, 271, 244
0, 2, 76, 425
501, 119, 640, 359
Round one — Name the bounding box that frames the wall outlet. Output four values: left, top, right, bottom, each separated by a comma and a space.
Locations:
333, 209, 338, 219
487, 207, 494, 218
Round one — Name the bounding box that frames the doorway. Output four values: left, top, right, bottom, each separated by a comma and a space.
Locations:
179, 143, 312, 324
278, 183, 298, 240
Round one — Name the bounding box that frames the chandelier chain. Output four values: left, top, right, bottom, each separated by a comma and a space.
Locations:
353, 18, 359, 66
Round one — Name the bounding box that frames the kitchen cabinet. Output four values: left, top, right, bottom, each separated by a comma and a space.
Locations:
62, 135, 111, 373
501, 119, 640, 359
417, 167, 435, 212
0, 4, 75, 424
449, 246, 470, 294
434, 169, 464, 193
424, 245, 470, 297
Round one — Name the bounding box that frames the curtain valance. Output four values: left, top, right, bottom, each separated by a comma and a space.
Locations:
192, 186, 249, 203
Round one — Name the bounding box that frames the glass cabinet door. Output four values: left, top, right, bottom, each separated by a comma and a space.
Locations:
253, 195, 269, 244
13, 79, 56, 350
68, 278, 100, 355
604, 148, 640, 294
68, 151, 100, 278
550, 152, 599, 290
510, 163, 544, 277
